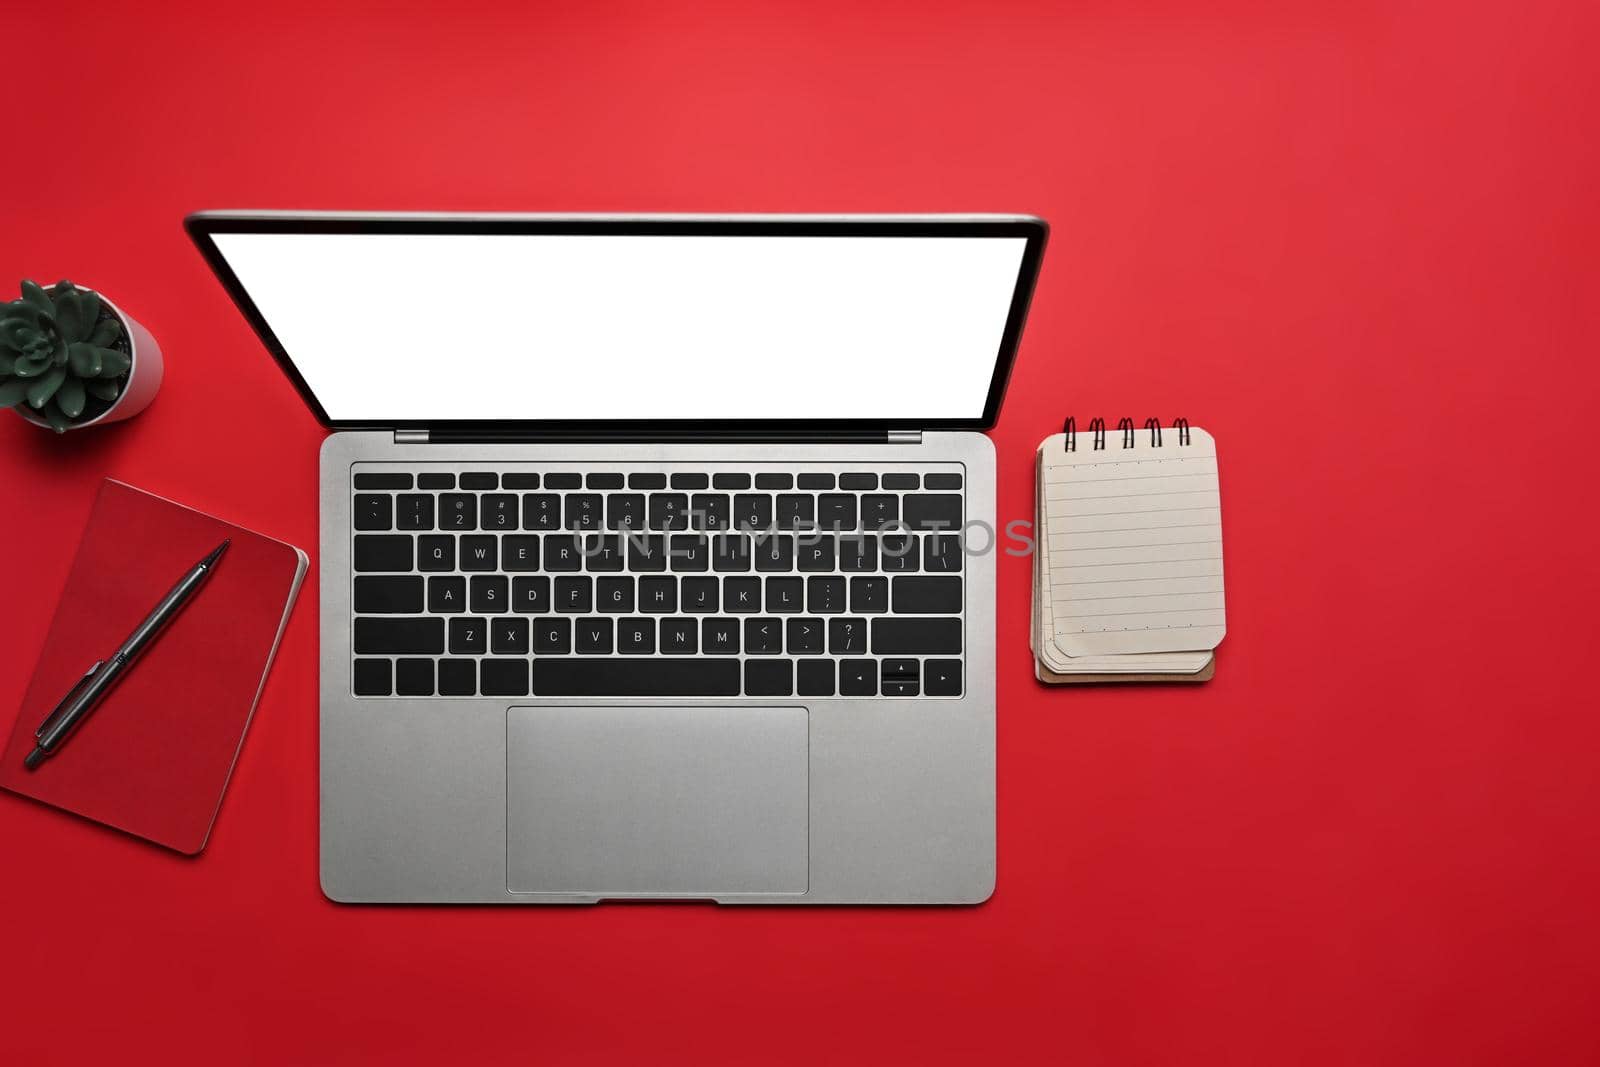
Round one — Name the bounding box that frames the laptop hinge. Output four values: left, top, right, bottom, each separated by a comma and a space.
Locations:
392, 429, 923, 445
886, 429, 923, 445
395, 430, 429, 444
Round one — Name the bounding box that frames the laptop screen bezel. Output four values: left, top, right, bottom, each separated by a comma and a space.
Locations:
184, 213, 1048, 434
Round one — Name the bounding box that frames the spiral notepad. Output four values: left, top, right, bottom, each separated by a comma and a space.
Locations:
1031, 418, 1225, 683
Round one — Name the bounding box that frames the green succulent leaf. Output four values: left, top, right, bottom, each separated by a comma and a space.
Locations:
85, 378, 121, 402
96, 349, 131, 378
54, 290, 86, 344
50, 281, 77, 305
0, 378, 29, 407
55, 375, 86, 418
68, 342, 103, 377
26, 365, 66, 408
13, 354, 51, 378
20, 280, 54, 316
0, 316, 37, 347
0, 350, 14, 375
89, 316, 122, 347
41, 399, 69, 433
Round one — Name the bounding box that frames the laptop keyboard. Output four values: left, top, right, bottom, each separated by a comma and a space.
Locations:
348, 466, 966, 698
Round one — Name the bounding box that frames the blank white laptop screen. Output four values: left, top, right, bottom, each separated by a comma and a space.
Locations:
209, 231, 1031, 422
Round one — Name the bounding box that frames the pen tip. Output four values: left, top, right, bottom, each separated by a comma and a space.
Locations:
201, 540, 231, 569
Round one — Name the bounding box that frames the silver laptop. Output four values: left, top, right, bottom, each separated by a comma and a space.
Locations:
187, 213, 1047, 904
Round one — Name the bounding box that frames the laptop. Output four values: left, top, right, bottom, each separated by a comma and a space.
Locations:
186, 213, 1048, 904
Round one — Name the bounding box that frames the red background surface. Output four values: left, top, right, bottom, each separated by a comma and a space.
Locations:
3, 1, 1597, 1063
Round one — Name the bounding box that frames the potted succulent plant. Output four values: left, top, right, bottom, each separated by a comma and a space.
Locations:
0, 280, 162, 432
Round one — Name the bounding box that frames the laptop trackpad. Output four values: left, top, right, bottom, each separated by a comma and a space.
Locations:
506, 706, 809, 897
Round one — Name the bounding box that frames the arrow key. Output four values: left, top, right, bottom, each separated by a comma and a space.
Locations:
925, 658, 963, 696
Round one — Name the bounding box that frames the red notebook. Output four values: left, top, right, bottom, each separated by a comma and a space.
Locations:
1, 479, 307, 853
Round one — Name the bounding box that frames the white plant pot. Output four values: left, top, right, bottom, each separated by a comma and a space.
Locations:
14, 291, 162, 431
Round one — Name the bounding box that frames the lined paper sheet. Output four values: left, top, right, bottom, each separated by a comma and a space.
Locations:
1041, 428, 1225, 656
1032, 444, 1214, 673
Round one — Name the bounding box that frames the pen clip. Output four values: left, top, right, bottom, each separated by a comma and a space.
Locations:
36, 660, 103, 738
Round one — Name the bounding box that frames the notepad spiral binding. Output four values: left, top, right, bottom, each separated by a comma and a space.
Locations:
1062, 416, 1192, 451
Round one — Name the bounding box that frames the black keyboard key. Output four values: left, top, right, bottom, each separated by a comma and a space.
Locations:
576, 618, 614, 654
512, 576, 550, 613
544, 473, 581, 489
660, 618, 698, 654
627, 534, 667, 572
903, 494, 962, 531
880, 534, 920, 573
754, 534, 794, 572
797, 473, 834, 489
839, 535, 877, 572
755, 473, 792, 490
586, 473, 624, 489
481, 494, 518, 530
839, 659, 877, 696
828, 617, 867, 655
745, 659, 793, 696
860, 495, 899, 530
555, 576, 593, 613
584, 534, 625, 572
543, 535, 583, 571
733, 494, 773, 530
417, 535, 454, 572
534, 617, 572, 653
607, 493, 646, 530
882, 473, 919, 490
882, 658, 919, 697
417, 473, 455, 490
817, 494, 856, 530
872, 617, 962, 655
839, 473, 877, 490
449, 617, 487, 654
460, 472, 498, 490
355, 575, 422, 614
690, 494, 730, 531
491, 617, 530, 654
712, 473, 751, 490
438, 658, 476, 695
470, 575, 509, 613
682, 577, 719, 612
639, 576, 677, 613
786, 617, 824, 654
629, 472, 667, 489
440, 494, 476, 529
565, 493, 602, 530
354, 659, 391, 695
712, 533, 751, 572
502, 535, 540, 571
355, 617, 443, 654
745, 617, 782, 654
924, 659, 962, 696
669, 535, 708, 572
355, 473, 412, 490
617, 617, 655, 654
797, 659, 834, 696
460, 535, 498, 572
893, 576, 963, 614
502, 473, 540, 489
354, 494, 392, 531
924, 535, 964, 573
429, 576, 466, 613
395, 657, 433, 696
598, 576, 635, 613
797, 535, 836, 572
649, 493, 689, 530
396, 494, 434, 530
925, 473, 963, 490
353, 535, 412, 572
766, 577, 803, 613
534, 659, 740, 696
480, 658, 529, 696
702, 618, 740, 654
807, 576, 846, 614
671, 473, 709, 490
776, 495, 814, 529
523, 494, 561, 530
850, 576, 888, 614
724, 576, 761, 612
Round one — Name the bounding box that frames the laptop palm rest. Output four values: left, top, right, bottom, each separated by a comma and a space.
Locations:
506, 706, 809, 898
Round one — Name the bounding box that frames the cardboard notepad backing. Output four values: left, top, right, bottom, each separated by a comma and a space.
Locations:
1030, 419, 1225, 683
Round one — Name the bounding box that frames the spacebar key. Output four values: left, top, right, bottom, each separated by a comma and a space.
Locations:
533, 659, 741, 696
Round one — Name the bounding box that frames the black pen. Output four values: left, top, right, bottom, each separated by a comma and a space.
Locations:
24, 539, 231, 771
